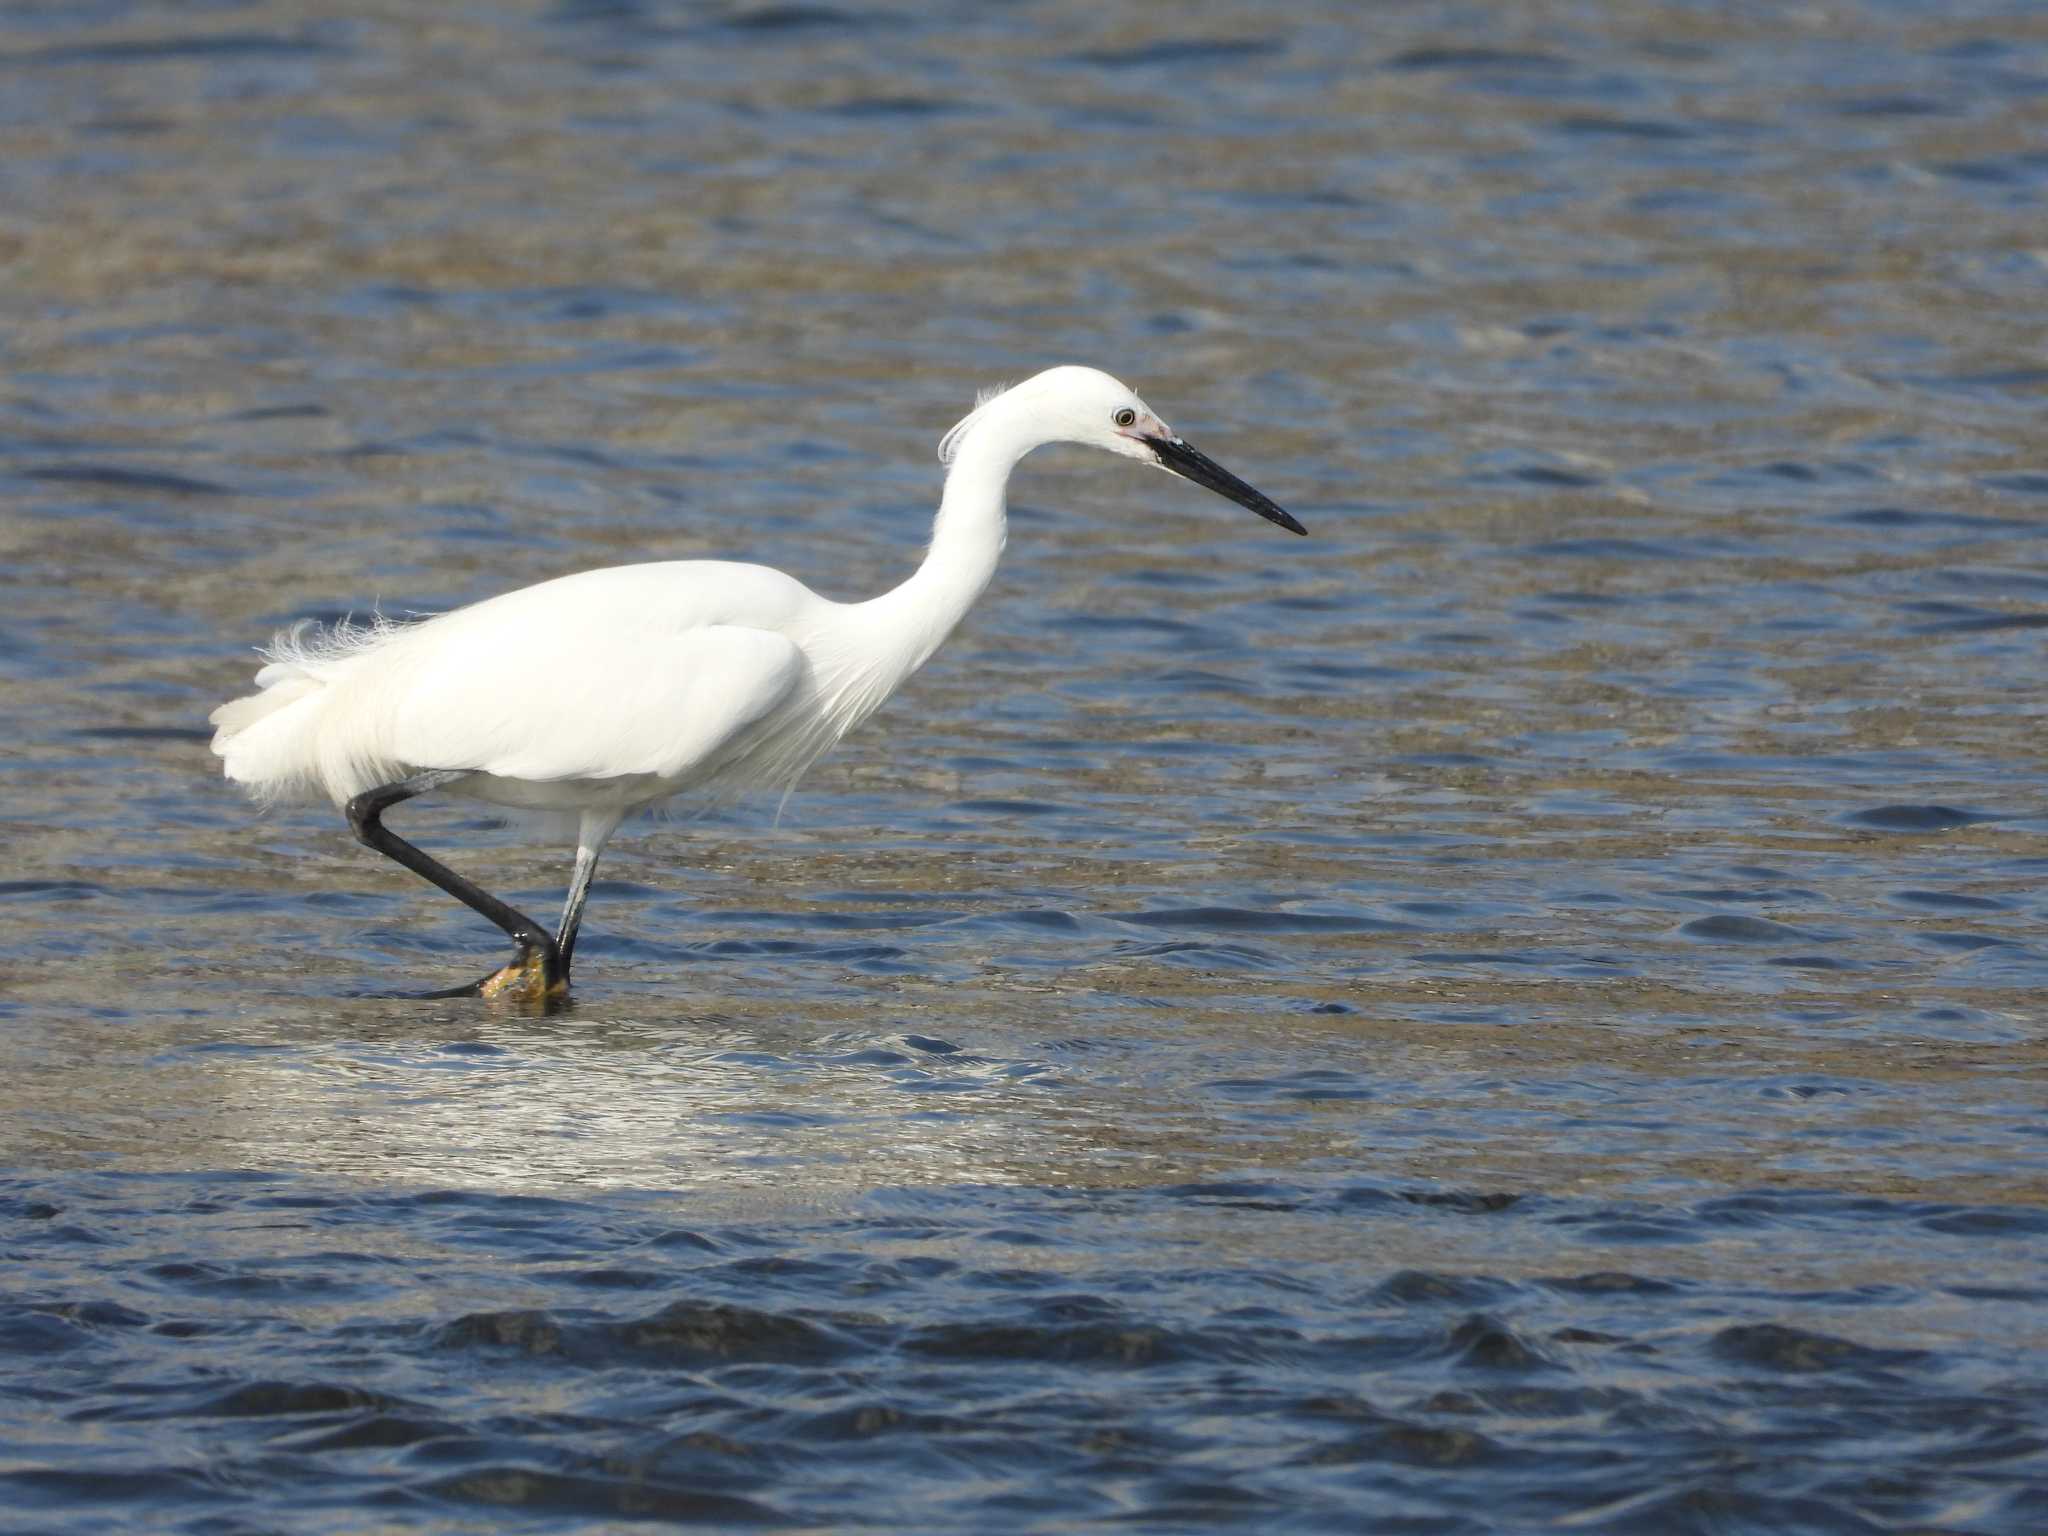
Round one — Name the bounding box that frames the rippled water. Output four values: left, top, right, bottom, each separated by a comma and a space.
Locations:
4, 2, 2047, 1531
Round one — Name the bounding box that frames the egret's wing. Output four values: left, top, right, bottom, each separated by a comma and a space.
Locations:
389, 622, 806, 785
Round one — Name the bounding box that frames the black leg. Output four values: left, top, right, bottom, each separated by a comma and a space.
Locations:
555, 843, 602, 977
345, 769, 563, 1001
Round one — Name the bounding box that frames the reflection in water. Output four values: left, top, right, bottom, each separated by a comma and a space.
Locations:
3, 1, 2047, 1531
187, 1015, 1095, 1195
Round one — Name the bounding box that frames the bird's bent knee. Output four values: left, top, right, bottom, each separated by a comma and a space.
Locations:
344, 791, 380, 839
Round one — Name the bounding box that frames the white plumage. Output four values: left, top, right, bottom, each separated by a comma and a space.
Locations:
219, 566, 819, 809
210, 365, 1304, 1001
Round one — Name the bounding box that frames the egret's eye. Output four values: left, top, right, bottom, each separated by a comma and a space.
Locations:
1112, 408, 1137, 428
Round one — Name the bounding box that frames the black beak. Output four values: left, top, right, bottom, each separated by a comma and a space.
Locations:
1144, 435, 1307, 535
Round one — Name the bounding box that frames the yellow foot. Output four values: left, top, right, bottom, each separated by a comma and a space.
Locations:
477, 947, 568, 1007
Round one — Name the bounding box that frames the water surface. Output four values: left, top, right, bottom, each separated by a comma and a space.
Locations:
3, 2, 2046, 1531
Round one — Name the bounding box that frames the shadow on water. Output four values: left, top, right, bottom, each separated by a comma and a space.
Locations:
2, 0, 2047, 1531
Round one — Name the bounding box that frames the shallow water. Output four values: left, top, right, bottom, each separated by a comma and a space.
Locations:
4, 2, 2047, 1532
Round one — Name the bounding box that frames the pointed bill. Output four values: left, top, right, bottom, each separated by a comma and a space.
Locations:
1145, 435, 1307, 535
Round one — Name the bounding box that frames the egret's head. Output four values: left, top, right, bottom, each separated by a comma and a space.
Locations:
941, 366, 1306, 536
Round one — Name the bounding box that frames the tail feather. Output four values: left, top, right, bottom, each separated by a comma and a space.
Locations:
209, 673, 319, 740
209, 670, 331, 804
209, 615, 415, 806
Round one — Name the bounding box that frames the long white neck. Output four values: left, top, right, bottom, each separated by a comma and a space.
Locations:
860, 403, 1036, 677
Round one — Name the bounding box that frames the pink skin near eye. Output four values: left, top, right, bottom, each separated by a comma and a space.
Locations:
1118, 409, 1173, 444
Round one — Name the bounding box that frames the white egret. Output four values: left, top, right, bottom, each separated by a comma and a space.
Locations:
210, 366, 1305, 1002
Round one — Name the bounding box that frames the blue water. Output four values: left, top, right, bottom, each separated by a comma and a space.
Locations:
9, 1171, 2046, 1532
4, 2, 2047, 1531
